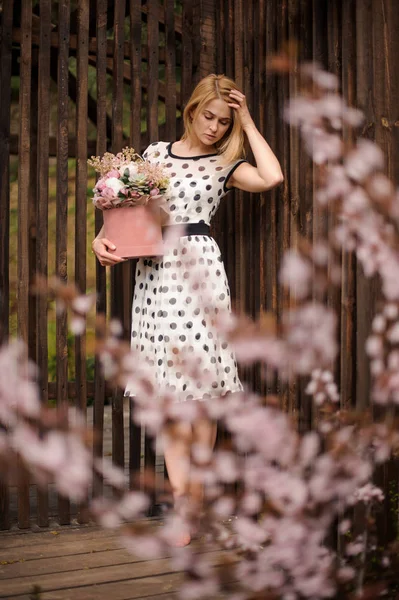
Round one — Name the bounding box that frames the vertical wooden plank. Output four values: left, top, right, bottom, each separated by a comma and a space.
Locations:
214, 0, 225, 74
210, 0, 225, 269
36, 0, 52, 528
285, 0, 301, 423
355, 0, 375, 413
252, 2, 266, 393
144, 0, 159, 512
164, 0, 176, 144
93, 0, 108, 499
0, 0, 14, 530
370, 0, 399, 547
17, 0, 32, 530
340, 0, 357, 410
233, 0, 244, 322
242, 0, 255, 388
181, 0, 193, 108
264, 0, 279, 398
111, 0, 126, 475
130, 0, 143, 152
275, 0, 290, 412
147, 0, 159, 144
56, 0, 71, 525
75, 0, 89, 523
28, 55, 38, 367
224, 0, 234, 78
191, 0, 201, 85
129, 0, 143, 488
325, 0, 343, 390
255, 0, 268, 394
199, 0, 216, 77
310, 0, 330, 426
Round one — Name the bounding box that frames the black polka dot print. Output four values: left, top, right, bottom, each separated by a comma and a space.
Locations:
124, 141, 245, 403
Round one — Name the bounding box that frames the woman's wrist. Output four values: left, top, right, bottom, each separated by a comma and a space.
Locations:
243, 120, 257, 134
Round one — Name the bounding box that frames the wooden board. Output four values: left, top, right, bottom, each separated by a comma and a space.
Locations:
0, 525, 229, 600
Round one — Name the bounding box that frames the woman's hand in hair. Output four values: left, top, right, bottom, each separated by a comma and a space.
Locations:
227, 90, 254, 131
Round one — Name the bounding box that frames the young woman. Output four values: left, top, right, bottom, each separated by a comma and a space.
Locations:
92, 74, 283, 546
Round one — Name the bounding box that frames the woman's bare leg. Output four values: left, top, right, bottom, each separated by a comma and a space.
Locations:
163, 421, 192, 499
189, 418, 217, 512
163, 421, 193, 546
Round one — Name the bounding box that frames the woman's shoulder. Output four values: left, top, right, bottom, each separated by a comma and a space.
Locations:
142, 141, 169, 159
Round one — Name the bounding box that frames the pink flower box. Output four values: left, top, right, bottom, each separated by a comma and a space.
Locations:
103, 205, 165, 259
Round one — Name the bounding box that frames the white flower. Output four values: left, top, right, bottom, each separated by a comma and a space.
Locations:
105, 177, 125, 195
119, 162, 138, 178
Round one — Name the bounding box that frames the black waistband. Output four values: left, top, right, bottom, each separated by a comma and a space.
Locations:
162, 223, 211, 237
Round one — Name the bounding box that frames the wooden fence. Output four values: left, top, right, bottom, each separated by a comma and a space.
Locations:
0, 0, 398, 534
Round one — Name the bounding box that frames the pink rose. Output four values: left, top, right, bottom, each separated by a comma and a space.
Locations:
95, 178, 107, 192
150, 188, 160, 196
106, 169, 121, 179
102, 187, 116, 200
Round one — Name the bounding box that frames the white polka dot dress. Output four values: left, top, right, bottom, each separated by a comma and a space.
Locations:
125, 141, 245, 402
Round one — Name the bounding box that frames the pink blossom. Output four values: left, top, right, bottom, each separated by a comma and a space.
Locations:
212, 496, 235, 518
280, 250, 312, 300
214, 450, 239, 483
234, 516, 269, 547
106, 168, 120, 179
284, 96, 318, 127
117, 491, 149, 519
345, 139, 384, 182
303, 128, 342, 164
387, 323, 399, 343
343, 187, 369, 215
95, 178, 107, 192
240, 492, 262, 515
299, 432, 320, 466
372, 314, 386, 333
94, 458, 125, 488
346, 540, 365, 556
121, 534, 164, 559
343, 107, 364, 127
384, 303, 399, 319
365, 335, 383, 358
70, 316, 85, 336
338, 519, 351, 534
351, 482, 384, 504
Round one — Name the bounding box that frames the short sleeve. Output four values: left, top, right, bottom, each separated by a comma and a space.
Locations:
142, 141, 164, 161
223, 159, 247, 193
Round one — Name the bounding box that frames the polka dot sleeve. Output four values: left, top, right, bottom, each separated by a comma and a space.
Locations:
142, 141, 163, 160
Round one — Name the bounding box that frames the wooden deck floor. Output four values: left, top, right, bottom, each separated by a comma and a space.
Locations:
0, 523, 230, 599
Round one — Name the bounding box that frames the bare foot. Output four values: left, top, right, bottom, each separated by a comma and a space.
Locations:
170, 528, 191, 547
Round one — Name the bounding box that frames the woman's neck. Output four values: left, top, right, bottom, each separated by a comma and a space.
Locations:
176, 136, 215, 156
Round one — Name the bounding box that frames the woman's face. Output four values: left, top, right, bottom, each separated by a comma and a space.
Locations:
191, 98, 232, 147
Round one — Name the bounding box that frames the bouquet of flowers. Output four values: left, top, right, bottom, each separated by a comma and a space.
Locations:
88, 147, 170, 210
88, 148, 170, 258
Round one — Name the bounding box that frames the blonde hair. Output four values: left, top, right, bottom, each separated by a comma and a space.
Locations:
181, 74, 245, 164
